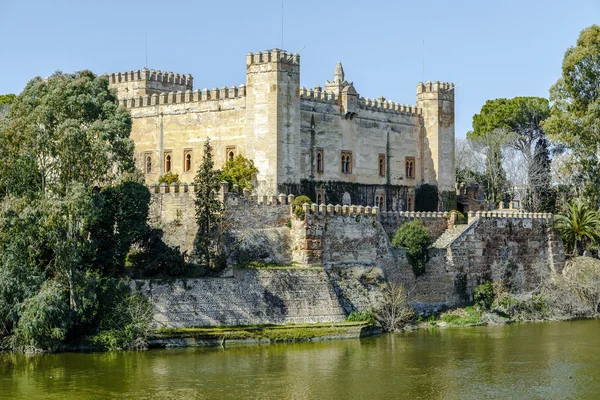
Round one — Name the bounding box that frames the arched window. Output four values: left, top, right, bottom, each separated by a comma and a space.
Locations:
145, 155, 152, 173
408, 197, 413, 211
228, 151, 235, 162
316, 149, 323, 173
317, 193, 323, 205
341, 151, 352, 174
378, 154, 385, 177
185, 153, 192, 172
165, 154, 172, 173
405, 157, 415, 178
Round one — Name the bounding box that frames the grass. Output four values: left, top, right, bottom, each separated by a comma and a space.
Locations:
151, 321, 372, 343
438, 306, 484, 326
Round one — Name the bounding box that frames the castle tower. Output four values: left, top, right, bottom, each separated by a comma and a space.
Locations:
244, 49, 301, 193
107, 68, 193, 100
416, 81, 455, 193
325, 62, 346, 97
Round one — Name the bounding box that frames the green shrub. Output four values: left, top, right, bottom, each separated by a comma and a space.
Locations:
219, 155, 259, 190
292, 195, 311, 220
439, 306, 483, 326
392, 220, 432, 276
346, 311, 376, 324
448, 210, 467, 224
474, 281, 495, 310
15, 280, 71, 352
158, 172, 180, 185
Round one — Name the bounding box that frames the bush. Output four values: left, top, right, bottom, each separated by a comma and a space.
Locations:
376, 283, 414, 331
292, 195, 311, 220
14, 280, 71, 352
91, 293, 153, 351
392, 220, 432, 276
219, 155, 259, 190
448, 209, 467, 224
346, 311, 376, 324
158, 172, 180, 185
474, 281, 494, 310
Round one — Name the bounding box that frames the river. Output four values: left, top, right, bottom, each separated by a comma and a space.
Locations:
2, 320, 600, 399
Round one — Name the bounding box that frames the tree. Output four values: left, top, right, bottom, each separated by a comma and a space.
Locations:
392, 220, 432, 276
193, 138, 224, 269
0, 71, 155, 351
0, 94, 16, 106
220, 154, 259, 191
526, 137, 555, 212
0, 71, 133, 198
544, 25, 600, 206
468, 128, 512, 207
469, 97, 551, 211
554, 200, 600, 255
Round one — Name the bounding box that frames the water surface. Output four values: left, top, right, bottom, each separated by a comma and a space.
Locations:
2, 320, 600, 399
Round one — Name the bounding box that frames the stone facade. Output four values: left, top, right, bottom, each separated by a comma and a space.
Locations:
107, 48, 455, 210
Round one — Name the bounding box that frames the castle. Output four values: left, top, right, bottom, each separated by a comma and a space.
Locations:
107, 49, 455, 211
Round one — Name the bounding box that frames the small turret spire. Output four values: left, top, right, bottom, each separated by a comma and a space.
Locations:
334, 62, 344, 83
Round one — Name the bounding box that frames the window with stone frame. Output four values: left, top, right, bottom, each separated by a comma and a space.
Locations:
164, 151, 173, 173
226, 146, 236, 162
316, 188, 326, 205
378, 153, 386, 177
407, 196, 414, 211
183, 149, 192, 172
341, 151, 352, 174
375, 194, 385, 210
405, 157, 415, 179
145, 152, 152, 174
316, 148, 324, 174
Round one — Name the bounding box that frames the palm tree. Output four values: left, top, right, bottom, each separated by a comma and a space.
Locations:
554, 201, 600, 256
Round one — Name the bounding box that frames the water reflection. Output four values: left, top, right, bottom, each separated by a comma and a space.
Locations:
1, 320, 599, 399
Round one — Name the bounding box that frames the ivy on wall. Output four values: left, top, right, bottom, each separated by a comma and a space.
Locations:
415, 184, 439, 211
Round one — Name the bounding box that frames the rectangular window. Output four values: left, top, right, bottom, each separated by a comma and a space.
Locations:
164, 151, 173, 173
183, 149, 192, 172
316, 148, 324, 174
378, 153, 386, 177
405, 157, 415, 179
341, 151, 352, 174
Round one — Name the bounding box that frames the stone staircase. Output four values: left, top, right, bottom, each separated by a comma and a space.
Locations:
432, 221, 477, 249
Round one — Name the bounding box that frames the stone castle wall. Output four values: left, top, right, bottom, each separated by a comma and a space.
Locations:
143, 188, 564, 326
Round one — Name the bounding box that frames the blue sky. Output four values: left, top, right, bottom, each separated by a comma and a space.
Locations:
0, 0, 598, 137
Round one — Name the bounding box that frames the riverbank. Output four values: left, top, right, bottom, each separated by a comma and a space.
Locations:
147, 321, 379, 348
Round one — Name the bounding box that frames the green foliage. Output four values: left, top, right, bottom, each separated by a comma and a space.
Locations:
125, 228, 189, 277
15, 280, 71, 351
544, 25, 600, 205
448, 210, 467, 224
439, 191, 457, 212
346, 311, 376, 324
219, 155, 259, 190
0, 70, 133, 198
193, 138, 224, 269
392, 220, 432, 276
158, 172, 180, 185
526, 137, 555, 212
292, 195, 311, 220
439, 306, 483, 326
0, 94, 16, 106
554, 200, 600, 255
474, 282, 495, 310
415, 184, 438, 211
90, 293, 152, 351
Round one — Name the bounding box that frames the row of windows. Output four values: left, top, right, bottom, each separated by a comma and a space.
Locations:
145, 147, 238, 174
314, 193, 415, 211
315, 149, 416, 178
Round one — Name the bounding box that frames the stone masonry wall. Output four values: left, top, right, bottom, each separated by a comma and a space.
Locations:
133, 268, 347, 328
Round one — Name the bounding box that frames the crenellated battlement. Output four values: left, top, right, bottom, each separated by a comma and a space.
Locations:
417, 80, 454, 94
118, 85, 246, 109
106, 68, 193, 88
299, 87, 420, 116
246, 49, 300, 66
358, 97, 420, 116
